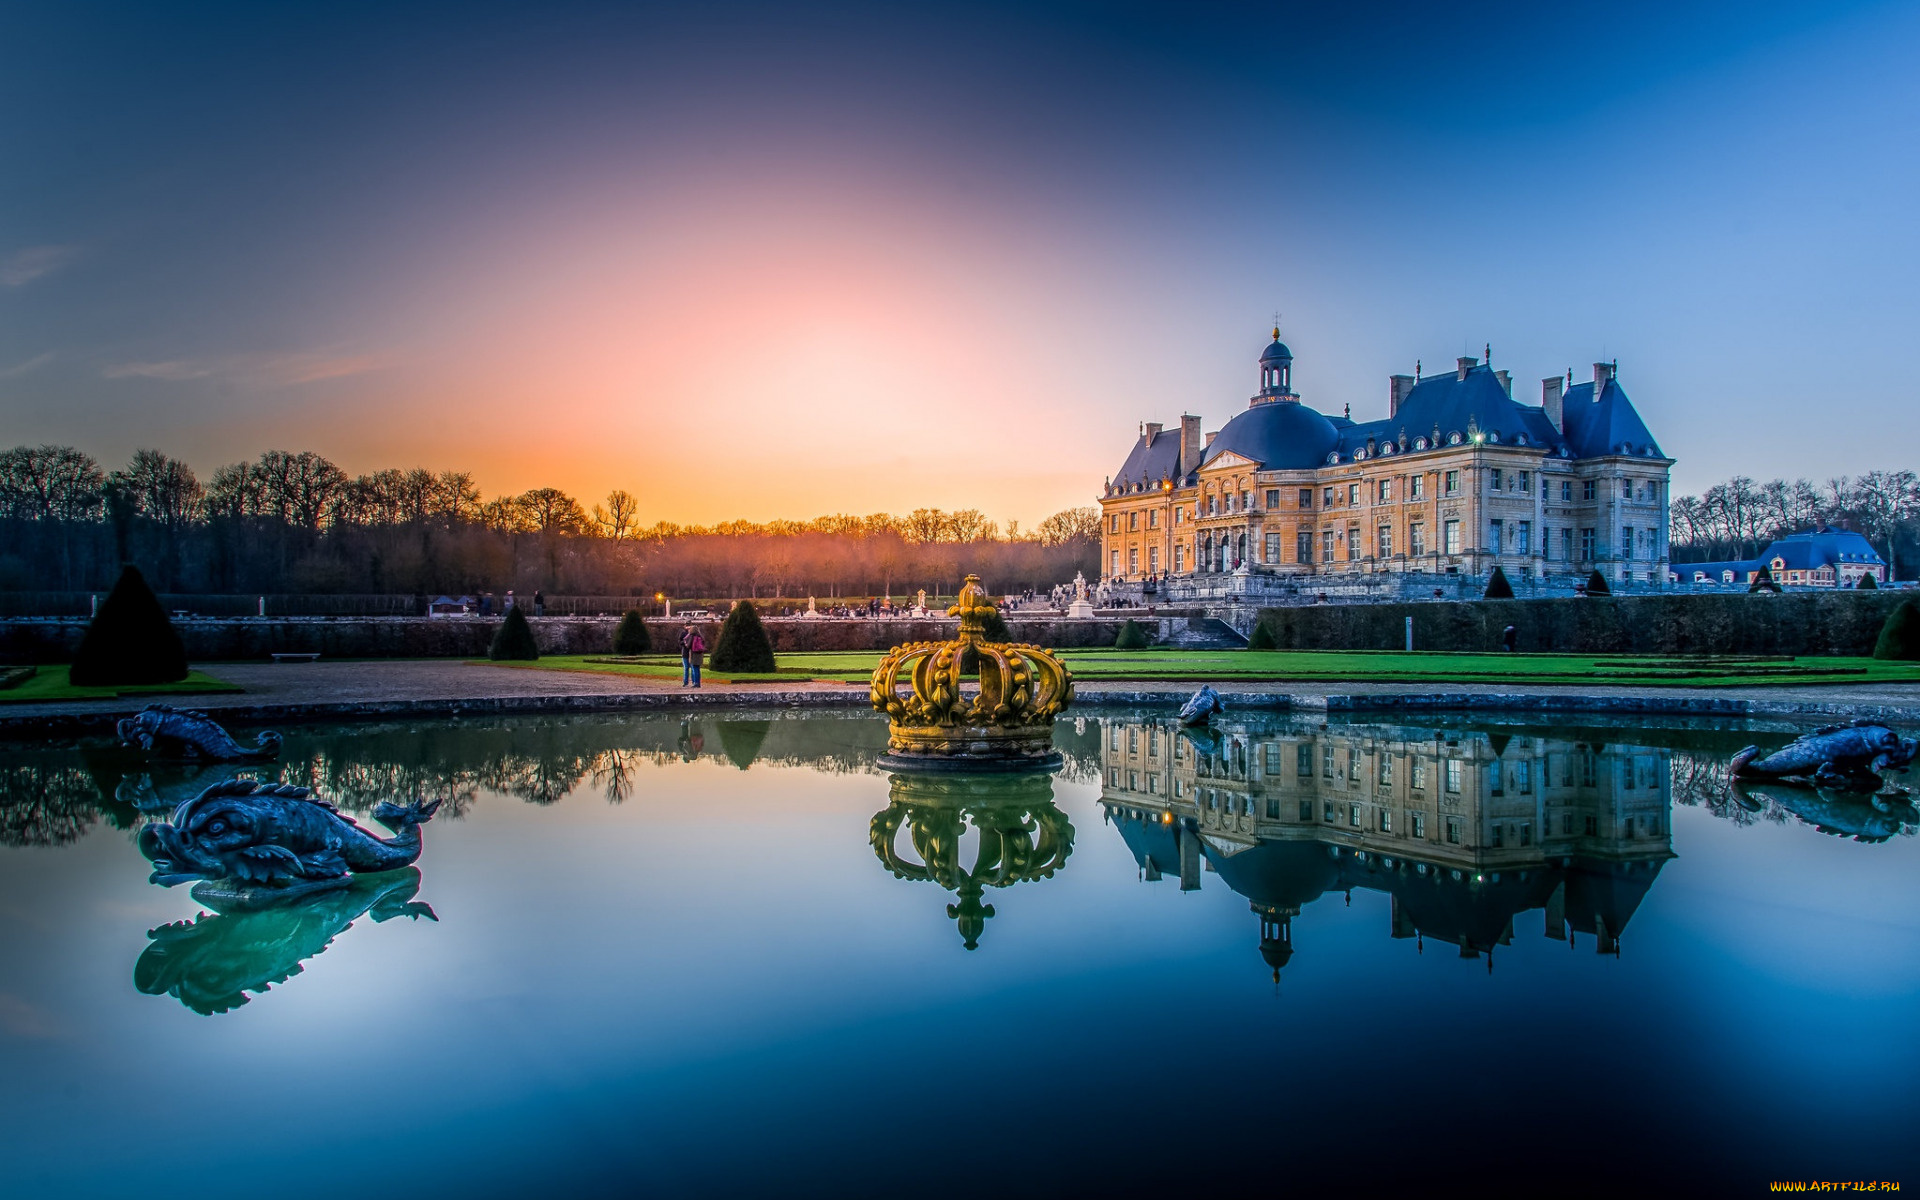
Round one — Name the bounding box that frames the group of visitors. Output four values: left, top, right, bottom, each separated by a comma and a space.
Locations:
678, 623, 706, 688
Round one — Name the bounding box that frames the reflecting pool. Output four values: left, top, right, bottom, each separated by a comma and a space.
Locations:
2, 710, 1917, 1197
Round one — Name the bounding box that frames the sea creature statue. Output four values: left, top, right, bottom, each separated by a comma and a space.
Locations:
116, 704, 282, 762
134, 867, 435, 1015
138, 778, 440, 906
1179, 685, 1225, 727
1732, 781, 1920, 844
1729, 720, 1919, 790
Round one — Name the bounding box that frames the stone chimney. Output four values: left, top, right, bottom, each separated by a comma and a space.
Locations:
1204, 431, 1217, 449
1389, 374, 1416, 417
1456, 356, 1478, 381
1541, 375, 1565, 430
1593, 361, 1615, 389
1495, 369, 1511, 396
1180, 414, 1203, 476
1143, 422, 1163, 444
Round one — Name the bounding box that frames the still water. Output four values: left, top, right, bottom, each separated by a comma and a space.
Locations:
1, 710, 1916, 1197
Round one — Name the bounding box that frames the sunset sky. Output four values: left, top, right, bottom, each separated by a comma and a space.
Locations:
3, 0, 1918, 528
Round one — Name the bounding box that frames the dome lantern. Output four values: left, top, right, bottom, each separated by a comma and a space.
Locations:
1257, 326, 1296, 401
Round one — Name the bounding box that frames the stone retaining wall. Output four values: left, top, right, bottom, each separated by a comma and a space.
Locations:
1254, 590, 1910, 657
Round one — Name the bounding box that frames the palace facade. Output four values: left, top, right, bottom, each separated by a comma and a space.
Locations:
1099, 332, 1673, 596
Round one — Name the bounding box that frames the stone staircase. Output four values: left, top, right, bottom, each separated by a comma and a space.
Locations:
1157, 617, 1247, 649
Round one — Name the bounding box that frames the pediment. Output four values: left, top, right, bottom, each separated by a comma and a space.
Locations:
1200, 833, 1254, 858
1202, 452, 1259, 471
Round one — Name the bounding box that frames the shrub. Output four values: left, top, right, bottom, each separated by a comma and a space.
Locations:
1748, 565, 1781, 594
1483, 566, 1514, 600
1584, 569, 1611, 596
1857, 572, 1879, 590
978, 607, 1012, 642
710, 600, 776, 672
612, 609, 652, 654
1115, 618, 1150, 649
1245, 621, 1276, 650
1873, 599, 1920, 660
489, 605, 540, 661
70, 565, 188, 685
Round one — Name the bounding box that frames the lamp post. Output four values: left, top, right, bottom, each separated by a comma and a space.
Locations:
656, 591, 669, 619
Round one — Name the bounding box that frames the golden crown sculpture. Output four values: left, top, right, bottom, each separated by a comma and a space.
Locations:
870, 574, 1074, 771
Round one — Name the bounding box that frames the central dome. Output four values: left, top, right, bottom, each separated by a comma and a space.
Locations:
1203, 400, 1340, 470
1259, 336, 1292, 365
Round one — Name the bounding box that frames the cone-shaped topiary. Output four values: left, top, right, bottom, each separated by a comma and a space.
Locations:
1748, 565, 1781, 594
1584, 569, 1612, 596
70, 564, 188, 685
710, 600, 776, 672
1483, 565, 1515, 600
1245, 620, 1276, 650
978, 607, 1012, 642
1873, 598, 1920, 660
1857, 571, 1879, 590
612, 609, 651, 654
1115, 618, 1150, 649
489, 604, 540, 660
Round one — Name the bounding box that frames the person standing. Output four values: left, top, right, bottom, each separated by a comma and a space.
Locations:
681, 623, 705, 688
1502, 624, 1518, 652
534, 589, 545, 617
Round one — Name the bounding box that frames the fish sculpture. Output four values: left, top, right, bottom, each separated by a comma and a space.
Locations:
1179, 685, 1225, 727
1732, 780, 1920, 844
134, 867, 435, 1015
116, 704, 282, 762
1728, 720, 1918, 790
138, 778, 439, 905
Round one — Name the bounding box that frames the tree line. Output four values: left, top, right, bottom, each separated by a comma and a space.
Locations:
0, 444, 1102, 600
1668, 470, 1919, 576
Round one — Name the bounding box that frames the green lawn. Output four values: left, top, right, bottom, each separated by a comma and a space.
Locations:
479, 649, 1920, 689
0, 666, 242, 705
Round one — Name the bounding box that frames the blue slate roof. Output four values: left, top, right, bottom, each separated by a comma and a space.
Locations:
1561, 378, 1664, 459
1679, 528, 1885, 581
1332, 364, 1566, 459
1202, 400, 1348, 470
1110, 427, 1185, 490
1260, 337, 1293, 364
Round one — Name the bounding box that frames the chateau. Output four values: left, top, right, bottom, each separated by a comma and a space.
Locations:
1100, 331, 1673, 598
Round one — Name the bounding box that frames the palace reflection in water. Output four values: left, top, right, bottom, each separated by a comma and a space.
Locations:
1099, 717, 1675, 976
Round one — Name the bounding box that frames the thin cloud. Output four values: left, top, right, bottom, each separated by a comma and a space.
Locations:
0, 352, 53, 379
102, 348, 400, 386
0, 244, 80, 287
103, 359, 216, 381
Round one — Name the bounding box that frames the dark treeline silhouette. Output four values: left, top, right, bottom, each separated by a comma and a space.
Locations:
0, 445, 1101, 599
1669, 470, 1919, 577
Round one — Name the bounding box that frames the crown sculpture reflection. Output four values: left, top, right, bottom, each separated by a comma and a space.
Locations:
870, 772, 1074, 948
870, 574, 1075, 772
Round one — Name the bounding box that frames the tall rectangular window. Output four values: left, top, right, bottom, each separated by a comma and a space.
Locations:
1445, 470, 1460, 495
1410, 475, 1425, 500
1443, 519, 1461, 555
1264, 532, 1282, 563
1346, 523, 1360, 560
1128, 548, 1138, 573
1298, 488, 1313, 508
1173, 544, 1184, 572
1409, 523, 1426, 555
1517, 471, 1530, 493
1110, 514, 1121, 533
1322, 530, 1336, 561
1622, 479, 1634, 498
1411, 812, 1425, 838
1488, 519, 1503, 555
1446, 817, 1461, 844
1378, 478, 1393, 502
1128, 512, 1138, 531
1148, 546, 1158, 573
1580, 528, 1596, 560
1297, 744, 1312, 776
1621, 526, 1634, 559
1489, 467, 1503, 491
1378, 525, 1392, 557
1561, 481, 1573, 502
1147, 509, 1158, 528
1347, 483, 1360, 506
1444, 759, 1462, 793
1560, 528, 1573, 560
1297, 530, 1313, 563
1266, 489, 1280, 508
1517, 520, 1531, 554
1323, 487, 1335, 507
1583, 480, 1597, 501
1110, 550, 1119, 575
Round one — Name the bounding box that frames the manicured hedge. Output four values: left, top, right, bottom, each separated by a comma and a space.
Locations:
1253, 590, 1911, 657
488, 605, 540, 660
70, 565, 188, 685
710, 601, 776, 672
612, 609, 651, 654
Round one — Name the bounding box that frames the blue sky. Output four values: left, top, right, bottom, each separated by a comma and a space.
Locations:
2, 0, 1915, 523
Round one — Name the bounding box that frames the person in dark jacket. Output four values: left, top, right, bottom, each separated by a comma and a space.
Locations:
1502, 624, 1518, 652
